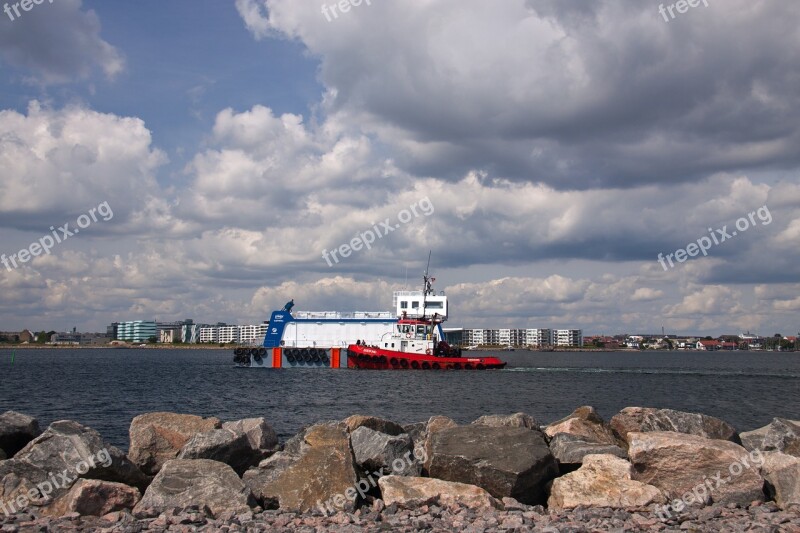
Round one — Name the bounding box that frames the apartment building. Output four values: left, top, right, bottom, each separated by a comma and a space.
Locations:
524, 328, 552, 347
555, 329, 583, 347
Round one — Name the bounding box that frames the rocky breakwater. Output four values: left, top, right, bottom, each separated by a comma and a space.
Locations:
0, 408, 797, 532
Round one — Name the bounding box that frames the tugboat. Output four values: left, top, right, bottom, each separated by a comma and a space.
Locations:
232, 255, 506, 370
345, 263, 506, 370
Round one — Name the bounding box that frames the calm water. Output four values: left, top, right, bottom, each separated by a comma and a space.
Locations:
1, 348, 798, 451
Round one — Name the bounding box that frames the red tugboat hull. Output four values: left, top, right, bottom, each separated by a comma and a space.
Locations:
346, 344, 506, 370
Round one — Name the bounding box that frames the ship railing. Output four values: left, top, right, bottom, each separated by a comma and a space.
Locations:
293, 311, 395, 319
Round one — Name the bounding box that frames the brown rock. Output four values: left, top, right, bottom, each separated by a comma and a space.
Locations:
545, 406, 620, 446
343, 415, 405, 436
609, 407, 658, 444
133, 459, 254, 517
422, 416, 458, 471
611, 408, 739, 445
42, 479, 141, 517
243, 423, 358, 512
548, 454, 665, 509
128, 412, 222, 476
629, 431, 764, 506
761, 452, 800, 509
378, 475, 502, 510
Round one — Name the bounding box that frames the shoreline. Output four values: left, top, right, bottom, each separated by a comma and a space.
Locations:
0, 407, 798, 531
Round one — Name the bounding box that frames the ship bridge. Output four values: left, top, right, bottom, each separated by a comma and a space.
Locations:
392, 290, 448, 321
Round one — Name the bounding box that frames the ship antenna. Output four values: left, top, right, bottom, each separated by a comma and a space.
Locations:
422, 251, 432, 320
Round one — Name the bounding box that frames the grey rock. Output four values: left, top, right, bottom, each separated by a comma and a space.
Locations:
0, 411, 41, 458
472, 413, 539, 430
350, 426, 418, 476
549, 432, 627, 468
0, 448, 5, 461
761, 452, 800, 509
741, 418, 800, 457
545, 406, 621, 447
425, 425, 558, 505
134, 459, 254, 518
0, 419, 149, 509
179, 418, 279, 475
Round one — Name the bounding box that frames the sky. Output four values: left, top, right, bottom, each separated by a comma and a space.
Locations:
0, 0, 798, 336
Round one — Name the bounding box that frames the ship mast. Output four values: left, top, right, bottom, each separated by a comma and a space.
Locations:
422, 251, 432, 321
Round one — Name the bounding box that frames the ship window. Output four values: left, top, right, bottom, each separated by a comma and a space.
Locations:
384, 343, 388, 347
392, 343, 395, 348
400, 301, 408, 309
412, 301, 419, 308
426, 301, 444, 309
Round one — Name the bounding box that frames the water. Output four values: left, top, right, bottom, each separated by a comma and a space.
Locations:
1, 348, 798, 451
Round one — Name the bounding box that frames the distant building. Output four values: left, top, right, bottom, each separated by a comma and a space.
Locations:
197, 323, 270, 345
555, 329, 583, 347
524, 329, 552, 347
697, 340, 722, 351
116, 321, 157, 343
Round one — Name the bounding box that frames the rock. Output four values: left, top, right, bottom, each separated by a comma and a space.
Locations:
740, 418, 800, 457
378, 475, 502, 510
760, 452, 800, 509
544, 406, 620, 446
609, 407, 658, 444
0, 411, 41, 457
548, 454, 665, 509
628, 431, 764, 506
350, 426, 418, 476
402, 422, 427, 449
0, 419, 149, 509
41, 479, 141, 517
421, 416, 458, 471
425, 425, 557, 504
0, 448, 5, 461
178, 418, 279, 476
128, 412, 222, 476
243, 422, 358, 512
134, 459, 253, 517
548, 433, 627, 469
611, 408, 740, 446
343, 415, 405, 436
472, 413, 539, 430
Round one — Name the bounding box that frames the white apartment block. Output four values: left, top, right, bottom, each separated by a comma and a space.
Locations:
199, 327, 219, 343
198, 324, 270, 345
239, 324, 269, 345
524, 328, 552, 347
555, 329, 583, 347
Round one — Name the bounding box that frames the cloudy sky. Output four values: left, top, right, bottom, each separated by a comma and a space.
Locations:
1, 0, 798, 336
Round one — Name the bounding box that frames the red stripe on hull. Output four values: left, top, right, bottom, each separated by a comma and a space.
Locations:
345, 345, 506, 370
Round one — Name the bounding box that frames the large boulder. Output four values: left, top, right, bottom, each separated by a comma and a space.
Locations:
128, 412, 222, 476
548, 433, 627, 471
545, 406, 620, 447
0, 420, 148, 510
472, 413, 539, 430
425, 425, 558, 504
243, 422, 358, 513
761, 452, 800, 509
611, 408, 739, 446
134, 459, 254, 517
740, 418, 800, 457
0, 411, 41, 457
344, 415, 405, 436
178, 418, 279, 475
378, 475, 502, 510
42, 479, 141, 517
350, 426, 418, 476
548, 454, 665, 509
628, 432, 764, 506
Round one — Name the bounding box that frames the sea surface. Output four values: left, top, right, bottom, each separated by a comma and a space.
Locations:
1, 348, 798, 451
